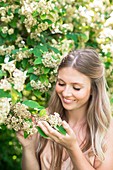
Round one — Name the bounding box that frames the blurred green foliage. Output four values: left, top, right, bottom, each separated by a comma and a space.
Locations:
0, 126, 22, 170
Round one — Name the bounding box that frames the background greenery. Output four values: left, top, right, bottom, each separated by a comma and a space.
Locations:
0, 0, 113, 169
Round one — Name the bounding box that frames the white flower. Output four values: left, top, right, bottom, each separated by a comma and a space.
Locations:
42, 52, 61, 68
30, 80, 51, 93
0, 79, 11, 91
2, 60, 16, 73
8, 28, 14, 35
2, 26, 8, 34
13, 69, 27, 92
0, 98, 11, 124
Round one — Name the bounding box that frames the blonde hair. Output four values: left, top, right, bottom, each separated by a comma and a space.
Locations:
37, 48, 111, 168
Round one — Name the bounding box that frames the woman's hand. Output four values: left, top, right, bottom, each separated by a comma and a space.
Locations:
16, 131, 39, 151
38, 120, 76, 150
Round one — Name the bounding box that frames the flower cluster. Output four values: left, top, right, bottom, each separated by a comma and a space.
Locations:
0, 45, 15, 56
5, 102, 35, 133
0, 79, 11, 91
19, 0, 58, 34
0, 101, 63, 137
13, 69, 27, 92
0, 98, 10, 124
30, 80, 51, 93
42, 52, 61, 68
1, 60, 26, 92
49, 69, 58, 83
12, 50, 32, 62
46, 112, 62, 128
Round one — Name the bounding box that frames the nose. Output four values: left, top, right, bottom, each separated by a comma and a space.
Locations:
62, 85, 73, 97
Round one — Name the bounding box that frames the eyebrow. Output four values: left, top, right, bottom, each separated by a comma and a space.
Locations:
57, 78, 84, 86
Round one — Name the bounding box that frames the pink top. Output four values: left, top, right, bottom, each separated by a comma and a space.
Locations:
38, 140, 97, 170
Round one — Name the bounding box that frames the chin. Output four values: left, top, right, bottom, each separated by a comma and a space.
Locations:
62, 104, 74, 111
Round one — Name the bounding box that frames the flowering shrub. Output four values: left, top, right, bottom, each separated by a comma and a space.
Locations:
2, 100, 66, 138
0, 0, 113, 169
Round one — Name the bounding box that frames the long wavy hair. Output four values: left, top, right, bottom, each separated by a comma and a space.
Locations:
37, 48, 111, 169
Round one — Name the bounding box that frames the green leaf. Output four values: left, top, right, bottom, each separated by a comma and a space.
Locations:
27, 37, 37, 46
37, 126, 48, 138
8, 34, 17, 42
38, 109, 47, 117
34, 57, 42, 65
37, 124, 66, 138
55, 125, 66, 135
25, 83, 33, 91
39, 75, 49, 84
24, 118, 32, 122
22, 59, 29, 69
79, 33, 89, 42
20, 15, 25, 22
0, 89, 11, 98
33, 90, 42, 97
43, 19, 52, 25
41, 67, 50, 74
22, 100, 41, 109
40, 14, 47, 20
66, 33, 78, 43
32, 47, 42, 57
7, 8, 12, 16
39, 44, 48, 53
0, 70, 6, 78
11, 49, 19, 54
11, 88, 19, 104
30, 74, 38, 81
0, 55, 4, 63
0, 36, 4, 45
110, 98, 113, 104
32, 11, 38, 18
9, 19, 17, 28
32, 44, 48, 57
24, 131, 29, 138
15, 8, 20, 14
27, 67, 34, 73
47, 45, 60, 54
1, 32, 7, 38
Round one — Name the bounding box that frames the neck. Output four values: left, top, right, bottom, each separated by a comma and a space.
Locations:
66, 109, 87, 128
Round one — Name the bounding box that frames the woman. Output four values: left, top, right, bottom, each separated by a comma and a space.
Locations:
17, 48, 113, 170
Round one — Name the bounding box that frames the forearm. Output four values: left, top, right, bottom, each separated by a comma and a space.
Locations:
22, 148, 40, 170
67, 143, 95, 170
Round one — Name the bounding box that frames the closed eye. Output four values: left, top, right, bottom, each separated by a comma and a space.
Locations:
58, 83, 65, 86
73, 87, 81, 91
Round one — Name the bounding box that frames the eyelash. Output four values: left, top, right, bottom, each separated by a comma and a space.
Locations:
73, 87, 81, 91
58, 83, 81, 91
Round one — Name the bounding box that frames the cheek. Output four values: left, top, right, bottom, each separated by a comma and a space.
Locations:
55, 84, 62, 94
75, 89, 91, 100
55, 84, 65, 94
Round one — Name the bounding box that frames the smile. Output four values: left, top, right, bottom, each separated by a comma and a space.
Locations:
63, 97, 76, 104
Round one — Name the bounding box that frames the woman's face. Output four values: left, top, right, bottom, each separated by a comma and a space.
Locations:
55, 67, 91, 113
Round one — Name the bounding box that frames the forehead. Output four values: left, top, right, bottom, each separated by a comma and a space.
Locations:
58, 67, 91, 85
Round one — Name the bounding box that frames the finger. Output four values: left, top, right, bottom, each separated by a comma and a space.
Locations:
38, 121, 62, 140
31, 116, 36, 124
62, 121, 74, 135
16, 131, 25, 142
42, 121, 65, 142
38, 121, 50, 136
16, 130, 24, 137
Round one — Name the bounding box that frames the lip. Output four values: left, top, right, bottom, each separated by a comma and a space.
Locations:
62, 97, 75, 104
